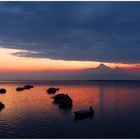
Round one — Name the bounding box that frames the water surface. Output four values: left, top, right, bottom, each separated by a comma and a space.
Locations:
0, 80, 140, 138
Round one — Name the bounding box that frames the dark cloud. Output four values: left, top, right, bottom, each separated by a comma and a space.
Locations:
0, 2, 140, 64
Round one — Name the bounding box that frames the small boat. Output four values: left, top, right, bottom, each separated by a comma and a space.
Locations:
74, 107, 94, 118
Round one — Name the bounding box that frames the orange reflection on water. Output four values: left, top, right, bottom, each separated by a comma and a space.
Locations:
0, 81, 139, 121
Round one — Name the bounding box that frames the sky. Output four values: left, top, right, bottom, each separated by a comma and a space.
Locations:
0, 1, 139, 80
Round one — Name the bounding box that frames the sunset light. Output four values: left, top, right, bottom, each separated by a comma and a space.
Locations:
0, 2, 140, 139
0, 47, 139, 72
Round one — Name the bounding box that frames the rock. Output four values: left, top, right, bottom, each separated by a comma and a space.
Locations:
16, 85, 34, 91
53, 94, 66, 102
0, 88, 7, 94
0, 102, 5, 110
47, 87, 59, 94
53, 94, 73, 109
16, 87, 24, 91
24, 85, 34, 89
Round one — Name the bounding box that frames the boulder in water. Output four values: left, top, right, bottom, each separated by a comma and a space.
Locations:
53, 94, 73, 109
24, 85, 34, 89
16, 85, 34, 91
0, 102, 5, 110
0, 88, 6, 94
47, 87, 59, 94
16, 87, 24, 91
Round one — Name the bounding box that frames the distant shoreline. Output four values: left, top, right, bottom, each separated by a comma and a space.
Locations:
0, 80, 140, 82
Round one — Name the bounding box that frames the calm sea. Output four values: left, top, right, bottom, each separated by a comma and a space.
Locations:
0, 80, 140, 138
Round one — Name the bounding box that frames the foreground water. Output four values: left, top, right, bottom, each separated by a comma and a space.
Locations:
0, 80, 140, 138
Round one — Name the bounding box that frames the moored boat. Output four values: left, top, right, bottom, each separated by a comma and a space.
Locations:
74, 107, 94, 118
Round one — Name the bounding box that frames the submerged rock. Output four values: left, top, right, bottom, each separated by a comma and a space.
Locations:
53, 94, 73, 109
47, 87, 59, 94
0, 102, 5, 110
0, 88, 7, 94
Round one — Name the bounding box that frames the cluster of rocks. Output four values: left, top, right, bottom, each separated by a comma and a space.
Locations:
16, 85, 34, 91
0, 88, 7, 111
0, 87, 7, 111
47, 87, 73, 109
0, 84, 34, 111
0, 88, 6, 110
52, 94, 73, 109
0, 88, 6, 94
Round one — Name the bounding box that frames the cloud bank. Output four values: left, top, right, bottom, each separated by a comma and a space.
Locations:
0, 2, 140, 64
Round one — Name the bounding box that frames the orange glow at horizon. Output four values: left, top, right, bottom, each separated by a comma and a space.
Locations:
0, 47, 139, 72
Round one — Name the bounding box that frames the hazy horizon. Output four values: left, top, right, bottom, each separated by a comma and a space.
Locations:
0, 63, 139, 80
